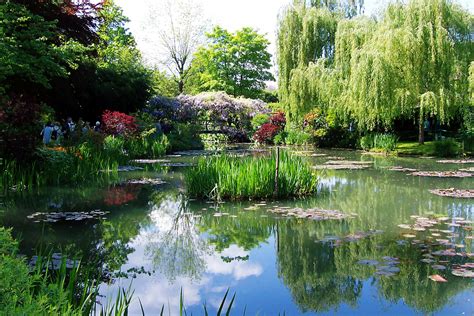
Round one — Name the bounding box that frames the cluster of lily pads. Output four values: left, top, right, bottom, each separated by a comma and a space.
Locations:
410, 171, 472, 178
429, 188, 474, 199
27, 210, 109, 223
126, 178, 166, 185
437, 159, 474, 164
358, 256, 401, 277
398, 215, 473, 279
266, 207, 357, 221
313, 160, 373, 170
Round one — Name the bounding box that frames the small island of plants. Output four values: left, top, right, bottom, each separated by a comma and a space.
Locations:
185, 150, 317, 200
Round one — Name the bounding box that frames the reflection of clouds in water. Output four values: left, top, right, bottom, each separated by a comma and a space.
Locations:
206, 245, 263, 280
319, 176, 349, 191
100, 197, 263, 315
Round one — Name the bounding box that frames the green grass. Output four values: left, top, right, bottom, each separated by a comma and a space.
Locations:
185, 150, 318, 200
395, 140, 461, 157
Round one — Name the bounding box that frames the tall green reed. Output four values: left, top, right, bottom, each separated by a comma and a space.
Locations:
185, 150, 317, 200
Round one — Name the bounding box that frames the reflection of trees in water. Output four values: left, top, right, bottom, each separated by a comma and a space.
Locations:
145, 194, 210, 281
1, 184, 154, 277
277, 220, 362, 312
319, 171, 472, 232
197, 204, 275, 252
276, 218, 473, 314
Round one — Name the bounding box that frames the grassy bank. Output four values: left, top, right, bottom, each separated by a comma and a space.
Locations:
395, 140, 462, 157
185, 150, 317, 200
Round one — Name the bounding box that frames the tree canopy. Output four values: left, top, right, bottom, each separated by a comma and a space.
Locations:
190, 26, 274, 99
278, 0, 473, 142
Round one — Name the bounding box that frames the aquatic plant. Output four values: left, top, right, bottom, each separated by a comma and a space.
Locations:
0, 227, 132, 315
185, 150, 317, 200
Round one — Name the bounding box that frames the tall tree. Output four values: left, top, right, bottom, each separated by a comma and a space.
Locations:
191, 26, 274, 99
339, 0, 472, 142
147, 0, 207, 93
277, 4, 340, 121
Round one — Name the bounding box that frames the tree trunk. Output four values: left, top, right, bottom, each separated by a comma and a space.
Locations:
418, 119, 425, 145
178, 79, 184, 94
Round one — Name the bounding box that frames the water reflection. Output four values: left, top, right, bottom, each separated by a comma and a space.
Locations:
1, 150, 473, 315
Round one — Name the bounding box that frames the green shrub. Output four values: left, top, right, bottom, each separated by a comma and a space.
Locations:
168, 123, 204, 152
185, 150, 317, 200
359, 134, 374, 151
360, 133, 398, 152
461, 131, 474, 153
433, 139, 460, 157
273, 132, 286, 145
103, 135, 125, 158
125, 133, 169, 158
251, 113, 270, 132
285, 129, 312, 145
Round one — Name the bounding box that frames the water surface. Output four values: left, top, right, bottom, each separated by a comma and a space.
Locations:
1, 149, 473, 315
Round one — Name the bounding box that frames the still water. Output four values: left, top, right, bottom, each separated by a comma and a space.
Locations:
1, 149, 473, 315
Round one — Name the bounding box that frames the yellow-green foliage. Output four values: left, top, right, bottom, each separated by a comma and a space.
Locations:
278, 0, 473, 130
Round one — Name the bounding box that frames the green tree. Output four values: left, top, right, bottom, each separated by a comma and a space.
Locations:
0, 2, 85, 94
277, 4, 340, 122
191, 26, 274, 99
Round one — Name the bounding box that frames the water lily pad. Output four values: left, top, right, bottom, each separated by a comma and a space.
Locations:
312, 164, 369, 170
451, 269, 474, 278
132, 159, 171, 164
411, 171, 472, 178
437, 159, 474, 164
268, 207, 355, 221
389, 166, 417, 172
126, 178, 166, 185
403, 234, 417, 238
429, 189, 474, 199
429, 274, 448, 282
398, 224, 412, 229
117, 166, 144, 172
431, 264, 447, 270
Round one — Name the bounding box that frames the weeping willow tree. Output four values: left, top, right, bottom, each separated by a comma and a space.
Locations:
345, 0, 473, 143
278, 0, 473, 142
277, 4, 340, 122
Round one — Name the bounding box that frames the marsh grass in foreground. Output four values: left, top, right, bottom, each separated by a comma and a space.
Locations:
185, 150, 317, 200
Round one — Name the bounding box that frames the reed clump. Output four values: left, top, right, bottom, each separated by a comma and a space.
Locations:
185, 150, 317, 200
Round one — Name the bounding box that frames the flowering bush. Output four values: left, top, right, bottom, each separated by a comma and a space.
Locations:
102, 110, 137, 137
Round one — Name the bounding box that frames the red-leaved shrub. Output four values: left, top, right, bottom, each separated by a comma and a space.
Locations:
253, 112, 286, 144
102, 110, 137, 137
253, 123, 281, 144
269, 111, 286, 127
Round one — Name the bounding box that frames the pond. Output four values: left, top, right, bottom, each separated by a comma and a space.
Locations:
1, 148, 473, 315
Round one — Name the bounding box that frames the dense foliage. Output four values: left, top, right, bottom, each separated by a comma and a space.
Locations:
0, 0, 153, 159
278, 0, 473, 144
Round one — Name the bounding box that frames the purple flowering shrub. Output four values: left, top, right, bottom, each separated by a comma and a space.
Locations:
145, 92, 269, 142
